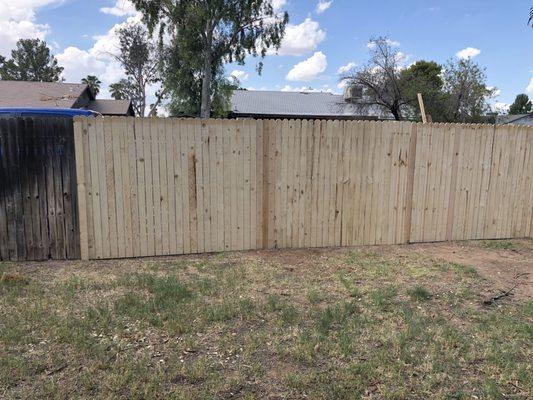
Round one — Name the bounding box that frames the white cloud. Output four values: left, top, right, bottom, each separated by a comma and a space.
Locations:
492, 102, 509, 114
527, 78, 533, 94
456, 47, 481, 60
272, 18, 326, 56
100, 0, 138, 17
56, 16, 141, 86
316, 0, 333, 14
229, 69, 250, 82
0, 0, 62, 56
286, 51, 327, 81
337, 62, 356, 74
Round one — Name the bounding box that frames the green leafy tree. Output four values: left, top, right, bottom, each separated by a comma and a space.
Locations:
109, 79, 133, 101
441, 58, 495, 123
130, 0, 289, 118
161, 41, 236, 117
0, 39, 63, 82
509, 94, 532, 115
81, 75, 102, 96
399, 60, 446, 121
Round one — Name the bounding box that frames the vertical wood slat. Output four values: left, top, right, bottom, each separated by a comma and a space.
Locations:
74, 118, 89, 260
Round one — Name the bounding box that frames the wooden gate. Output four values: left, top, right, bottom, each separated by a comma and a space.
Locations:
0, 116, 80, 261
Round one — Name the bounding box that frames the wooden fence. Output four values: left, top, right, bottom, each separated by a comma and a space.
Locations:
0, 117, 80, 261
73, 117, 533, 260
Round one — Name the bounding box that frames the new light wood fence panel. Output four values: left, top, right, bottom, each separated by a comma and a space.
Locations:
410, 124, 533, 243
74, 117, 532, 260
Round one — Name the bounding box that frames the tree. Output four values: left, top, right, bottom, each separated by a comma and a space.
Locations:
441, 58, 495, 123
110, 23, 164, 117
529, 6, 533, 26
341, 37, 410, 120
509, 94, 532, 115
109, 79, 133, 100
131, 0, 289, 118
161, 40, 237, 117
399, 60, 447, 121
0, 39, 63, 82
82, 75, 102, 96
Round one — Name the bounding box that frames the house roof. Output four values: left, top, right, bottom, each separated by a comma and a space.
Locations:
86, 99, 133, 116
230, 90, 389, 119
497, 113, 533, 125
0, 81, 91, 108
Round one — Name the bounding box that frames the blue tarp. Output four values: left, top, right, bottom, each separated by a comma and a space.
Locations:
0, 108, 99, 117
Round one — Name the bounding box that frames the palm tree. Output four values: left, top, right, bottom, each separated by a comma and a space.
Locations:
81, 75, 102, 96
529, 7, 533, 26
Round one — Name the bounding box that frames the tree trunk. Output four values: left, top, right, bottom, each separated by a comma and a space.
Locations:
391, 108, 402, 121
200, 50, 212, 119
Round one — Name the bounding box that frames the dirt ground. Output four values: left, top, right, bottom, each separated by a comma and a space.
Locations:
12, 239, 533, 294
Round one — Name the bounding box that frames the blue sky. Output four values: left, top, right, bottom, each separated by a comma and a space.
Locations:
1, 0, 532, 112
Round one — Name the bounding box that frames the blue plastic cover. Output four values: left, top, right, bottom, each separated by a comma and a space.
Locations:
0, 108, 99, 117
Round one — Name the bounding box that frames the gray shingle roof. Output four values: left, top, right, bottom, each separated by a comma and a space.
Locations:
0, 81, 89, 108
497, 114, 533, 126
230, 90, 389, 118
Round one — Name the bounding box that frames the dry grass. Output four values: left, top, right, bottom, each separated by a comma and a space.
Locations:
1, 240, 532, 399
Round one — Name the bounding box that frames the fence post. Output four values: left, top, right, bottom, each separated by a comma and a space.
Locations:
403, 123, 418, 244
73, 117, 89, 260
445, 125, 461, 241
261, 120, 270, 249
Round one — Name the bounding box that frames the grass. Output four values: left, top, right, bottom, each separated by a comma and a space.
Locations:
0, 242, 532, 399
481, 240, 516, 250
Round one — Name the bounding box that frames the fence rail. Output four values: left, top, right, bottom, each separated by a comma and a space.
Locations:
73, 117, 533, 260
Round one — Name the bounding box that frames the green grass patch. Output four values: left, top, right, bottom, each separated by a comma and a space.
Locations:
481, 240, 516, 250
408, 285, 432, 302
1, 246, 531, 399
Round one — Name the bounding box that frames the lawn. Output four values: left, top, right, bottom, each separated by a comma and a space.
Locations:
1, 240, 532, 399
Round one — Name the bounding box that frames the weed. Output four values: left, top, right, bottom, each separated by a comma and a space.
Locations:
370, 285, 398, 310
339, 274, 362, 298
408, 285, 431, 302
307, 289, 325, 304
481, 240, 515, 250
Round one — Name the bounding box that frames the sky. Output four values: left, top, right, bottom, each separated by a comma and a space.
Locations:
1, 0, 532, 113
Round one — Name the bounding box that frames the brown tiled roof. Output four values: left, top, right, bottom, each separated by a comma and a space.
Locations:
86, 99, 134, 116
0, 81, 90, 108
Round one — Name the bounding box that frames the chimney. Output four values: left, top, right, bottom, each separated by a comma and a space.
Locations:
343, 84, 363, 103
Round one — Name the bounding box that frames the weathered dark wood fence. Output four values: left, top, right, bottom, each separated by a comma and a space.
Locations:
0, 117, 80, 261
